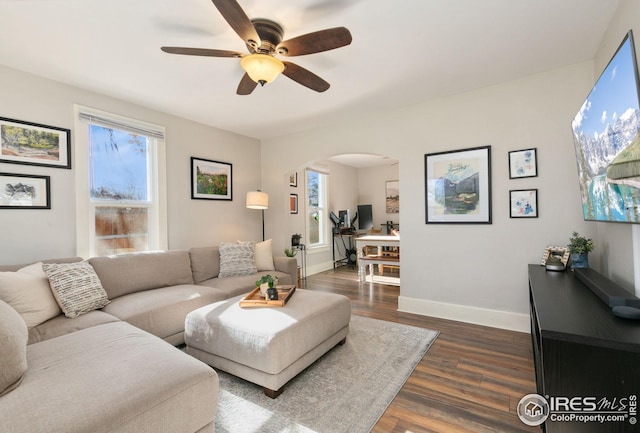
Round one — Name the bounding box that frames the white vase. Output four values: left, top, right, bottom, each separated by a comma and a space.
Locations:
259, 283, 269, 297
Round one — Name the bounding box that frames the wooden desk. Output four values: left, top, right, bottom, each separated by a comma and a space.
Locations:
355, 235, 400, 282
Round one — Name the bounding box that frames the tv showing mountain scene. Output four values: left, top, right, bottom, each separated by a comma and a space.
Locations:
571, 31, 640, 223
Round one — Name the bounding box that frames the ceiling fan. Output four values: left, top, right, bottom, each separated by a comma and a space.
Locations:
161, 0, 352, 95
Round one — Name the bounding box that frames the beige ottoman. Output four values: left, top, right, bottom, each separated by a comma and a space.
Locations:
184, 289, 351, 398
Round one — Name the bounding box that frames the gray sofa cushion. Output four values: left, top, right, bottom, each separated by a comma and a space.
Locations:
198, 271, 293, 298
189, 246, 220, 284
27, 310, 120, 345
89, 250, 194, 299
102, 284, 227, 345
0, 321, 218, 433
0, 300, 28, 397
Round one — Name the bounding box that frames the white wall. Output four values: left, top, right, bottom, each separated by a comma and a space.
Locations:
0, 65, 262, 265
589, 0, 640, 292
261, 61, 595, 331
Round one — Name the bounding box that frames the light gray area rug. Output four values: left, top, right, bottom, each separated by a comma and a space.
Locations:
214, 315, 439, 433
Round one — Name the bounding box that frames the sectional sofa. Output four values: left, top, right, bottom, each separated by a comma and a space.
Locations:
0, 241, 297, 433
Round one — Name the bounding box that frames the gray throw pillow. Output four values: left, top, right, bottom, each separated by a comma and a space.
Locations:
218, 242, 257, 278
43, 261, 110, 318
0, 299, 28, 397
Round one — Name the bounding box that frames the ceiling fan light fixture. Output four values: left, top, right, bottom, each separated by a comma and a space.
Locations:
240, 54, 284, 86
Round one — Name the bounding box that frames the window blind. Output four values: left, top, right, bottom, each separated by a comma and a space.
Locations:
78, 111, 165, 140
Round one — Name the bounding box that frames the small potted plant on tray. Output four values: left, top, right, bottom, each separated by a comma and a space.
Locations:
255, 274, 278, 297
568, 231, 595, 269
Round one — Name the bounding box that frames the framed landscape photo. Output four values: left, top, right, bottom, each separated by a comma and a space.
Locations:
424, 145, 492, 224
0, 172, 51, 209
191, 157, 232, 201
289, 193, 298, 214
509, 189, 538, 218
0, 117, 71, 169
508, 148, 537, 179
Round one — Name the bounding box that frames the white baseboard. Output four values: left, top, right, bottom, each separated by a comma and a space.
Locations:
398, 296, 530, 333
305, 261, 335, 277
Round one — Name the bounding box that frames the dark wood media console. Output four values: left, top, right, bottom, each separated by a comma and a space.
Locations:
528, 264, 640, 433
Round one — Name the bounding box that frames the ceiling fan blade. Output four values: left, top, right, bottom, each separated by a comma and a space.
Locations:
277, 27, 352, 56
282, 61, 330, 92
237, 73, 258, 95
161, 47, 243, 58
211, 0, 260, 48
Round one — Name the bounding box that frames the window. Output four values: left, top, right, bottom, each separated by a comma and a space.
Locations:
306, 168, 328, 248
74, 106, 167, 257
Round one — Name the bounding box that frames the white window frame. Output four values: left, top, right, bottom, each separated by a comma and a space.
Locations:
305, 167, 329, 250
74, 105, 167, 258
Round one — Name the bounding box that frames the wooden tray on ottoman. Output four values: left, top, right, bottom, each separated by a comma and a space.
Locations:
239, 285, 296, 308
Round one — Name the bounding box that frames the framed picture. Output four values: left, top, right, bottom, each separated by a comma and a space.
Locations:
424, 145, 492, 224
509, 189, 538, 218
289, 172, 297, 187
508, 148, 537, 179
289, 193, 298, 214
0, 172, 51, 209
0, 117, 71, 169
541, 246, 570, 268
190, 157, 232, 201
385, 180, 399, 213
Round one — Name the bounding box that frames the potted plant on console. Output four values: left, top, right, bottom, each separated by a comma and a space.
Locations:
568, 231, 595, 270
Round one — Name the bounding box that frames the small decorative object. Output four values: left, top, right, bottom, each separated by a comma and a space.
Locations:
509, 189, 538, 218
508, 148, 538, 179
568, 231, 595, 269
289, 193, 298, 214
289, 172, 297, 187
284, 248, 297, 257
266, 287, 278, 300
541, 246, 570, 271
255, 274, 277, 297
291, 233, 302, 246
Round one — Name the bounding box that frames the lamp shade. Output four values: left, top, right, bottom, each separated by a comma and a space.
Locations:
246, 191, 269, 209
240, 54, 285, 85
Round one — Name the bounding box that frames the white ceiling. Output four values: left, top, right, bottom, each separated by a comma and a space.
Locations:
0, 0, 620, 140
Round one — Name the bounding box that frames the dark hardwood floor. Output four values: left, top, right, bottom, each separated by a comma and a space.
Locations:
305, 266, 538, 433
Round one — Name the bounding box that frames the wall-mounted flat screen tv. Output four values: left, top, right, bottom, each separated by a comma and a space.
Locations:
571, 30, 640, 223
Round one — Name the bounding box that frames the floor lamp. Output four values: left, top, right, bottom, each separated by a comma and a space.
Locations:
246, 191, 269, 241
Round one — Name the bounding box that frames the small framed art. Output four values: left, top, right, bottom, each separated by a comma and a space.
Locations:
0, 117, 71, 169
289, 172, 297, 187
509, 189, 538, 218
191, 157, 232, 200
541, 246, 570, 268
508, 148, 537, 179
0, 172, 51, 209
289, 193, 298, 214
